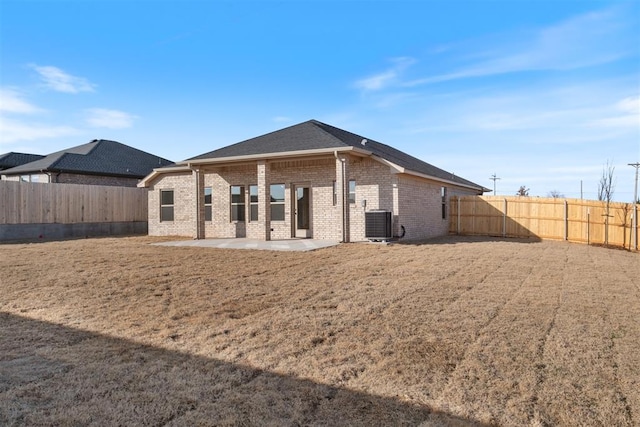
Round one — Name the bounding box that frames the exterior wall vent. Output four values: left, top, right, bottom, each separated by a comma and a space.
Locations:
365, 210, 392, 241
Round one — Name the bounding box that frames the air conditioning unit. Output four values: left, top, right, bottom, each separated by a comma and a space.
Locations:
365, 210, 392, 241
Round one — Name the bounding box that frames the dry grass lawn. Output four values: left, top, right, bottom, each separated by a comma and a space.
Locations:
1, 235, 639, 426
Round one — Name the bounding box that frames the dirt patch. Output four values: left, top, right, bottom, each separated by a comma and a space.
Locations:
1, 236, 638, 426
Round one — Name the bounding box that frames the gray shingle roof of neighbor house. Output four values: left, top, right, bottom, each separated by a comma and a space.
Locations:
0, 152, 46, 170
2, 139, 174, 178
186, 119, 486, 191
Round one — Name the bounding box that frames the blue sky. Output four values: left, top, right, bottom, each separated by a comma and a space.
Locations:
1, 0, 639, 201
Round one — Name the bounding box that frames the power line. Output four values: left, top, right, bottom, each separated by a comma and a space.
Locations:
629, 162, 639, 251
489, 173, 500, 195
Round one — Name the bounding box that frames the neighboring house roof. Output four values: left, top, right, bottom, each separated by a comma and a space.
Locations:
2, 139, 173, 178
0, 152, 45, 170
185, 120, 485, 191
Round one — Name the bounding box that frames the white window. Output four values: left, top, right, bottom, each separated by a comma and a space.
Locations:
348, 180, 356, 204
160, 190, 174, 222
204, 187, 212, 221
270, 184, 285, 221
230, 186, 245, 222
249, 185, 258, 221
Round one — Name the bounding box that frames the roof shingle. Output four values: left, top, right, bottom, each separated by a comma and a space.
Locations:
2, 140, 173, 178
188, 120, 484, 190
0, 152, 46, 170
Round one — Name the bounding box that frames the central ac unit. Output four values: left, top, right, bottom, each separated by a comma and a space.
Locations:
365, 210, 392, 241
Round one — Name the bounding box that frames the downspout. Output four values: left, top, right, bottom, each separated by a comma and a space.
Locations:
42, 170, 61, 183
334, 151, 347, 243
188, 163, 202, 240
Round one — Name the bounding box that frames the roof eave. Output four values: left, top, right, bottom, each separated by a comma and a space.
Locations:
372, 155, 486, 193
137, 165, 192, 188
182, 146, 371, 166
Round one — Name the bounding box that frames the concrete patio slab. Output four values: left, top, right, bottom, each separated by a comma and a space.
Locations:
152, 238, 341, 252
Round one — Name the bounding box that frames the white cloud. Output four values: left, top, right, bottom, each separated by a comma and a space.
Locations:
0, 88, 43, 114
0, 116, 80, 145
31, 65, 96, 93
405, 6, 636, 86
354, 57, 416, 92
85, 108, 137, 129
588, 95, 640, 129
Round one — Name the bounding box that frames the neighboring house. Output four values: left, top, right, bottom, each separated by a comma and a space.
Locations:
138, 120, 488, 242
0, 152, 46, 177
2, 139, 173, 187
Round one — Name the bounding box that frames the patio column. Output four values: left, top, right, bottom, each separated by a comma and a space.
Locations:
335, 154, 350, 242
257, 161, 271, 241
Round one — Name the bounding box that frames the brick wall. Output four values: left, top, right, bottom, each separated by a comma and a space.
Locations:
148, 171, 195, 237
395, 175, 482, 241
268, 158, 340, 240
146, 155, 482, 241
203, 164, 256, 238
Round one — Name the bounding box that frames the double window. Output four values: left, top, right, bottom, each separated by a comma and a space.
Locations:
160, 189, 174, 222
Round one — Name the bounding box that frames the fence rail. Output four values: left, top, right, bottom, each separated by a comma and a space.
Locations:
1, 181, 147, 224
450, 196, 638, 251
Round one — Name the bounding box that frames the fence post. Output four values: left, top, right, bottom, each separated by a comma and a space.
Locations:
503, 198, 507, 237
587, 208, 590, 246
634, 204, 638, 251
564, 199, 568, 241
457, 196, 461, 235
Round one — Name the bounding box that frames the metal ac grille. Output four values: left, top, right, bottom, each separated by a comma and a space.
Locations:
365, 211, 392, 240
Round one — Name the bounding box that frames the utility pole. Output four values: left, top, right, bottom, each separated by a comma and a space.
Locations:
490, 173, 501, 195
629, 162, 639, 251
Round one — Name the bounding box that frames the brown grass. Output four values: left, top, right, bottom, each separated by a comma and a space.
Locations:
1, 236, 638, 426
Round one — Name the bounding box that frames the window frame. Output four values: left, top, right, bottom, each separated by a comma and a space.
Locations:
204, 187, 212, 222
160, 189, 174, 222
270, 183, 285, 221
441, 186, 447, 220
332, 180, 337, 206
230, 185, 246, 222
249, 184, 258, 222
348, 180, 356, 205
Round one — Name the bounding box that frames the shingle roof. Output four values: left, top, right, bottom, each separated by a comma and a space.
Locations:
2, 140, 173, 178
188, 120, 484, 190
0, 152, 45, 170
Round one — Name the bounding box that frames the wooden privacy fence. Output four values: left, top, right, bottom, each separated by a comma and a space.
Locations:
450, 196, 639, 251
1, 181, 147, 224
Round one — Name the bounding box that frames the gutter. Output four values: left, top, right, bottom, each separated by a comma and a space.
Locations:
188, 163, 203, 240
137, 165, 191, 188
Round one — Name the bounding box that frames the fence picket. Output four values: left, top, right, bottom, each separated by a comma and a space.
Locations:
0, 181, 147, 224
451, 196, 639, 250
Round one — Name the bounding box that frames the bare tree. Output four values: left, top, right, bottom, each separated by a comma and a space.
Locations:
597, 161, 616, 245
516, 186, 529, 196
548, 190, 565, 198
597, 160, 616, 203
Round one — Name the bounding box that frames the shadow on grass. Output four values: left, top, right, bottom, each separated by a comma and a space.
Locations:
0, 312, 489, 426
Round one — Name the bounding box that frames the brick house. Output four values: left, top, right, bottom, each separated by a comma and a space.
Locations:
1, 139, 173, 187
138, 120, 487, 242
